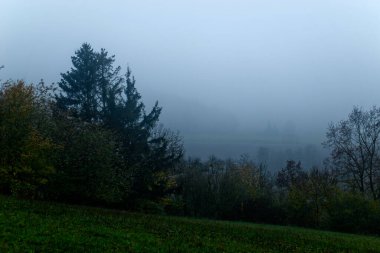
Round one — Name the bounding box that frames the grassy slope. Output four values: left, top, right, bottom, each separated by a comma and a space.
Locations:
0, 196, 380, 252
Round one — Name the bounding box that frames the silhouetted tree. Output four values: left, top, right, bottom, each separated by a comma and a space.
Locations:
56, 43, 123, 123
324, 106, 380, 200
276, 160, 307, 190
117, 68, 161, 167
57, 43, 183, 201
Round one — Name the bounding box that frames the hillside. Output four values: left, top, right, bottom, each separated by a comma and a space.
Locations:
1, 196, 380, 252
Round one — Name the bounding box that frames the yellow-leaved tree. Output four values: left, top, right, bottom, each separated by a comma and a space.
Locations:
0, 80, 55, 198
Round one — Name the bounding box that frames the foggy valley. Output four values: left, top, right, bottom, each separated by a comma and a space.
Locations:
2, 1, 380, 250
3, 1, 380, 171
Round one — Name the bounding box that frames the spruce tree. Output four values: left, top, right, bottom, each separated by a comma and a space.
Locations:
56, 43, 123, 123
120, 68, 161, 163
56, 43, 183, 200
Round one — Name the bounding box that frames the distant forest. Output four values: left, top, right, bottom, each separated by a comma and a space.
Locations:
1, 43, 380, 235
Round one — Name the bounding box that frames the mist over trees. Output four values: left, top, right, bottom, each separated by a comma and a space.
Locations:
1, 43, 380, 235
324, 106, 380, 200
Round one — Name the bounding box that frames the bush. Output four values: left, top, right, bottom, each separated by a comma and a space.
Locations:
242, 195, 286, 225
326, 192, 380, 234
161, 195, 185, 216
133, 199, 165, 214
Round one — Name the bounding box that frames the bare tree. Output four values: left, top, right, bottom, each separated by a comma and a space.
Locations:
323, 106, 380, 200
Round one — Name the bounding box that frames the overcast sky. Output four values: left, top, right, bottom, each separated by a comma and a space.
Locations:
2, 0, 380, 156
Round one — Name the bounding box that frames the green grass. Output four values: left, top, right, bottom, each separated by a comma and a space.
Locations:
1, 196, 380, 252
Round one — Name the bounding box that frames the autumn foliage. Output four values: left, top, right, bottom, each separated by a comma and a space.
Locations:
0, 81, 55, 197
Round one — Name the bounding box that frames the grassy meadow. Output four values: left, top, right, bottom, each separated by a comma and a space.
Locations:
1, 195, 380, 252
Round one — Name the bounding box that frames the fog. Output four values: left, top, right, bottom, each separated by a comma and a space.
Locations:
2, 0, 380, 168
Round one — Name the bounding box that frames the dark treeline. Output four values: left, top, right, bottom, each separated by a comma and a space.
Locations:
176, 157, 380, 234
1, 43, 380, 235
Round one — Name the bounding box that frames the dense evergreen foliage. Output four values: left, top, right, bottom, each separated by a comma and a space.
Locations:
56, 43, 183, 202
56, 43, 123, 123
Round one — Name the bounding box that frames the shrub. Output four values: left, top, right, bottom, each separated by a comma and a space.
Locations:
326, 191, 380, 234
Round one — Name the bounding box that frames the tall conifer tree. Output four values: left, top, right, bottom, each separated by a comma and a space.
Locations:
57, 43, 183, 200
56, 43, 123, 123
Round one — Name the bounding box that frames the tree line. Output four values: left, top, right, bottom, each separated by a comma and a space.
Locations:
1, 43, 380, 234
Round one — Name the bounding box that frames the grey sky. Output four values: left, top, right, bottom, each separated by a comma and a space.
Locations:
2, 0, 380, 158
